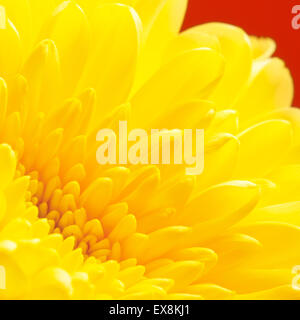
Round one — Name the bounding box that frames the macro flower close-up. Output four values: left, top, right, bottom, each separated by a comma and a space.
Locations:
0, 0, 299, 300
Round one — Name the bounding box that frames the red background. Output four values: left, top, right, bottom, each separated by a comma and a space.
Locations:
183, 0, 300, 106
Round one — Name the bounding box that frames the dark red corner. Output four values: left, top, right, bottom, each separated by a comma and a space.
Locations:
183, 0, 300, 106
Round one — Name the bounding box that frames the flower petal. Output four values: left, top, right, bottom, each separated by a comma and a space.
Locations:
234, 58, 294, 121
78, 3, 141, 117
22, 39, 62, 115
133, 0, 188, 90
0, 144, 16, 190
250, 36, 276, 60
191, 23, 252, 109
131, 48, 224, 125
177, 181, 260, 226
39, 1, 90, 96
235, 120, 293, 178
0, 10, 21, 77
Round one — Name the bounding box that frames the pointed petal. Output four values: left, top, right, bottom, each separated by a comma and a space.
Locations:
131, 48, 224, 125
234, 58, 294, 121
78, 3, 141, 117
133, 0, 188, 89
0, 10, 21, 76
22, 39, 62, 114
191, 23, 252, 109
39, 1, 90, 96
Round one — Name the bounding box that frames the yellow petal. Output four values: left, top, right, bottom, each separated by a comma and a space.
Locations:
39, 1, 90, 96
0, 240, 28, 299
178, 181, 260, 226
235, 120, 293, 178
78, 3, 141, 117
232, 222, 300, 269
169, 247, 218, 274
61, 248, 84, 273
250, 36, 276, 60
118, 265, 145, 288
80, 178, 113, 219
76, 0, 136, 17
185, 284, 234, 300
138, 226, 191, 263
167, 293, 202, 300
205, 233, 262, 272
266, 165, 300, 204
191, 23, 252, 108
196, 134, 239, 190
122, 285, 166, 300
28, 0, 56, 41
164, 29, 221, 62
241, 107, 300, 147
131, 48, 224, 125
108, 214, 137, 243
149, 100, 215, 130
234, 58, 294, 121
0, 8, 21, 76
147, 260, 204, 292
0, 78, 7, 129
3, 176, 29, 224
122, 233, 149, 260
238, 202, 300, 227
142, 0, 187, 38
13, 240, 60, 277
0, 144, 16, 190
30, 267, 72, 299
35, 128, 63, 170
0, 191, 6, 223
122, 168, 160, 216
22, 39, 62, 115
207, 110, 239, 135
133, 0, 188, 90
209, 268, 293, 294
182, 181, 260, 246
102, 167, 130, 200
236, 285, 300, 300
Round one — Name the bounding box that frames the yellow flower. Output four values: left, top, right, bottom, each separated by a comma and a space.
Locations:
0, 0, 299, 300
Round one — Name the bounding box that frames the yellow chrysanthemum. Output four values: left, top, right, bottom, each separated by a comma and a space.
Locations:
0, 0, 299, 300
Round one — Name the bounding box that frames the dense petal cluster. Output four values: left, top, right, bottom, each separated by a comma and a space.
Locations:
0, 0, 299, 300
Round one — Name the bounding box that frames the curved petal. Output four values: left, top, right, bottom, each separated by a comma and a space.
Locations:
236, 285, 300, 300
77, 3, 141, 118
196, 133, 240, 190
232, 222, 300, 269
0, 0, 32, 53
234, 58, 294, 121
177, 180, 260, 226
133, 0, 188, 90
38, 1, 90, 96
190, 23, 252, 109
22, 39, 62, 115
250, 36, 276, 60
131, 48, 224, 125
235, 120, 293, 178
0, 11, 21, 77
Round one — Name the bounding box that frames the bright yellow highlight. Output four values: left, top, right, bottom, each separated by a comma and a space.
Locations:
0, 0, 299, 300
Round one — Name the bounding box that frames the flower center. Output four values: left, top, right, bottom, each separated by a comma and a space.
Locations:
17, 161, 117, 262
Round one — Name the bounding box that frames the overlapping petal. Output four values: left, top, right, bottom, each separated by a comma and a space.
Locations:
0, 0, 298, 300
